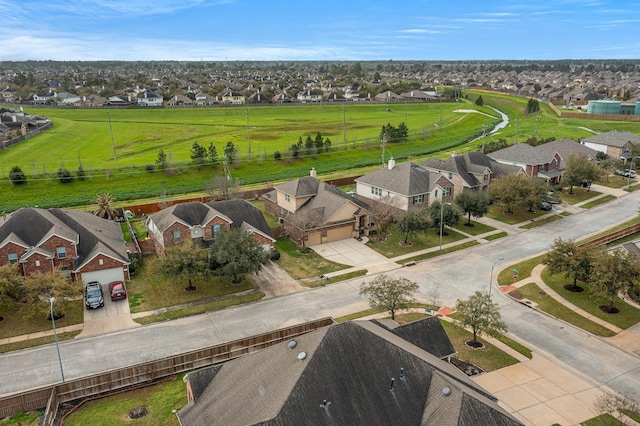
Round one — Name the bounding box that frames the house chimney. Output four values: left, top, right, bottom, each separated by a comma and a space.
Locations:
388, 158, 396, 170
310, 168, 317, 177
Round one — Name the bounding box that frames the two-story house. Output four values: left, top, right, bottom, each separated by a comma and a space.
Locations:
0, 208, 130, 283
297, 89, 322, 103
220, 89, 245, 105
580, 130, 640, 162
137, 90, 164, 107
421, 152, 524, 197
145, 200, 274, 256
355, 160, 454, 212
262, 170, 370, 246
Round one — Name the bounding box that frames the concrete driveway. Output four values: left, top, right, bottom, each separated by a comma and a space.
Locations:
252, 261, 306, 298
309, 238, 401, 274
78, 282, 139, 338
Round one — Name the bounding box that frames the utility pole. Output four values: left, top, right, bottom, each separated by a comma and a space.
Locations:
246, 105, 251, 161
108, 112, 117, 163
514, 116, 519, 144
534, 111, 540, 139
342, 104, 347, 149
481, 123, 486, 153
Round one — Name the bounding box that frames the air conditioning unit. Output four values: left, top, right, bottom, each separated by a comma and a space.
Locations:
278, 217, 284, 224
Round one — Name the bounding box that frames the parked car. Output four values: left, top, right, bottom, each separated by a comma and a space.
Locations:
546, 192, 561, 204
615, 169, 637, 178
538, 201, 552, 211
85, 281, 104, 309
109, 280, 127, 301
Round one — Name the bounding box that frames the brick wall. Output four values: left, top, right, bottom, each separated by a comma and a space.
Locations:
21, 252, 55, 276
80, 254, 130, 281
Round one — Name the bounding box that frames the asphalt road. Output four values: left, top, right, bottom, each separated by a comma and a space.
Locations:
2, 191, 640, 398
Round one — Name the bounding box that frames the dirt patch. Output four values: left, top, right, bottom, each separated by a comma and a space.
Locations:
129, 406, 147, 419
450, 357, 484, 376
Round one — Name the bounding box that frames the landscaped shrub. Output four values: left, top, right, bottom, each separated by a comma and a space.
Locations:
57, 168, 73, 183
270, 249, 281, 261
9, 166, 27, 185
145, 164, 155, 173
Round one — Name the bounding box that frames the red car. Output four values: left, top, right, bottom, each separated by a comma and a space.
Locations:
109, 281, 127, 301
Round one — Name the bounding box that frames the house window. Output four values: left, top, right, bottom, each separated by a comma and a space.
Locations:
212, 224, 222, 238
448, 172, 453, 179
99, 259, 104, 266
60, 267, 71, 279
280, 207, 285, 215
56, 246, 67, 259
413, 194, 424, 204
443, 188, 451, 197
371, 187, 382, 196
35, 260, 41, 267
285, 194, 291, 202
8, 253, 18, 264
172, 230, 182, 243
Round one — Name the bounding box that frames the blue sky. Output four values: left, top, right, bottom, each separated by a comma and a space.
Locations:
2, 0, 639, 61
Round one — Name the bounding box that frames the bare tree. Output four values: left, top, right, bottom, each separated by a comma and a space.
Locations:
593, 392, 639, 422
367, 195, 402, 240
285, 209, 324, 249
206, 175, 243, 201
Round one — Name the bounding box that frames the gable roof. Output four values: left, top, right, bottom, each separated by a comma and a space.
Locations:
421, 152, 522, 187
177, 321, 522, 426
0, 208, 129, 269
537, 138, 599, 169
148, 201, 231, 232
488, 143, 558, 166
581, 130, 640, 148
207, 200, 274, 241
356, 162, 446, 196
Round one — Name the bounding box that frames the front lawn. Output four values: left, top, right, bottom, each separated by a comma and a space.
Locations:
0, 300, 84, 339
580, 195, 616, 209
512, 283, 615, 337
497, 255, 545, 286
452, 220, 495, 236
128, 255, 257, 313
366, 222, 468, 257
541, 268, 640, 330
557, 187, 602, 205
486, 204, 551, 225
519, 214, 563, 229
274, 239, 348, 279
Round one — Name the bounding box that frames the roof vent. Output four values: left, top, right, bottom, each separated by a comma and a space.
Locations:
389, 377, 395, 391
442, 387, 451, 397
287, 340, 297, 349
388, 158, 396, 169
297, 352, 307, 361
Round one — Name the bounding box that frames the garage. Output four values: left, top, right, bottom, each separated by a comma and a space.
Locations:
306, 231, 322, 246
326, 226, 353, 242
80, 267, 125, 285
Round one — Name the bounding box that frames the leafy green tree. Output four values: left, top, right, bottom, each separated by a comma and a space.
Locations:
314, 132, 324, 154
77, 164, 86, 180
9, 166, 27, 185
0, 265, 26, 310
207, 143, 218, 165
156, 149, 167, 169
455, 290, 508, 345
520, 177, 547, 212
209, 228, 269, 283
526, 98, 539, 114
488, 174, 527, 214
591, 248, 640, 313
475, 95, 484, 106
398, 207, 432, 244
543, 238, 595, 291
563, 154, 602, 194
359, 274, 419, 320
304, 135, 314, 155
454, 189, 489, 225
190, 142, 207, 165
93, 193, 119, 219
21, 270, 81, 319
161, 241, 209, 291
56, 168, 73, 183
223, 141, 237, 162
429, 201, 461, 234
324, 137, 332, 152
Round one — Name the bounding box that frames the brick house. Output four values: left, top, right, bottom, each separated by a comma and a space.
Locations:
146, 200, 274, 255
488, 143, 563, 184
580, 131, 640, 162
262, 170, 370, 246
421, 152, 524, 197
0, 208, 130, 283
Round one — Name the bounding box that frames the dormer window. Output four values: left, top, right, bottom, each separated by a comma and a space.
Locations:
56, 246, 67, 259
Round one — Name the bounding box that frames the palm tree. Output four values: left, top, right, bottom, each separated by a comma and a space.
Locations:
93, 193, 119, 219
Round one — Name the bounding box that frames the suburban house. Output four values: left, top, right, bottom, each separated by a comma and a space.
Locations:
355, 159, 455, 212
262, 171, 370, 246
176, 319, 522, 426
0, 208, 130, 283
137, 90, 164, 107
488, 143, 563, 184
537, 138, 600, 170
297, 89, 323, 103
220, 89, 245, 105
272, 91, 294, 104
374, 90, 402, 102
421, 152, 523, 197
167, 94, 193, 106
194, 91, 218, 106
580, 130, 640, 161
246, 92, 270, 104
145, 200, 274, 255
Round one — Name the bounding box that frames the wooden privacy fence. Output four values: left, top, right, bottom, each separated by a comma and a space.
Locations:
579, 222, 640, 248
0, 317, 335, 424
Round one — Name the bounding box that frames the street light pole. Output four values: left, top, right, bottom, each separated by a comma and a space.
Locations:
439, 202, 451, 252
489, 257, 505, 297
50, 297, 65, 383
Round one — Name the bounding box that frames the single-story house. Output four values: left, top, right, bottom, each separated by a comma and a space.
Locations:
0, 208, 130, 283
176, 319, 522, 425
146, 200, 274, 255
355, 159, 454, 212
262, 170, 370, 246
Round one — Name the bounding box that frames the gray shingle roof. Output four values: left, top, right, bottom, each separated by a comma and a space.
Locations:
537, 138, 599, 169
148, 202, 230, 232
177, 321, 522, 426
581, 130, 640, 148
488, 143, 557, 166
208, 199, 274, 241
356, 162, 444, 196
372, 316, 457, 360
421, 152, 522, 187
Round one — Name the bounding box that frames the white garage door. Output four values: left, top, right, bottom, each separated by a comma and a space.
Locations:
81, 267, 125, 285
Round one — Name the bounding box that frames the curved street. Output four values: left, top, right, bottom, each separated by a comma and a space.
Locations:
1, 188, 639, 411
